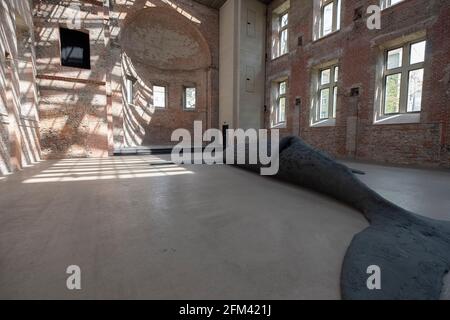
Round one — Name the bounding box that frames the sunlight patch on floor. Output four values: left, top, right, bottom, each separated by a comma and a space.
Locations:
22, 156, 193, 183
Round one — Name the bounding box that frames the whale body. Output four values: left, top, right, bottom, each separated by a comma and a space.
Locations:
232, 136, 450, 299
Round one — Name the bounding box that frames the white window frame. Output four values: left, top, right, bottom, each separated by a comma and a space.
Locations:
273, 80, 287, 127
125, 77, 134, 105
271, 1, 290, 60
381, 0, 404, 10
183, 86, 196, 110
381, 40, 426, 116
312, 64, 339, 124
153, 85, 167, 109
319, 0, 341, 39
278, 11, 289, 57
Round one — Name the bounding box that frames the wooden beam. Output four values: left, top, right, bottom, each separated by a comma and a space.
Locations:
80, 0, 104, 7
36, 74, 106, 86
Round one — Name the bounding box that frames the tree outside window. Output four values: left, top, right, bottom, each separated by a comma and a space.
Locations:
316, 65, 339, 121
383, 40, 426, 114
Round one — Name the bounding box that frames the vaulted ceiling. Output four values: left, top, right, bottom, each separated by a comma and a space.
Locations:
192, 0, 227, 9
193, 0, 271, 10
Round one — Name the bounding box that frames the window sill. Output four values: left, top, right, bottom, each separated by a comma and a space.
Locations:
271, 53, 289, 62
313, 29, 340, 43
374, 112, 421, 125
381, 1, 406, 12
271, 122, 287, 129
311, 118, 336, 127
183, 108, 197, 112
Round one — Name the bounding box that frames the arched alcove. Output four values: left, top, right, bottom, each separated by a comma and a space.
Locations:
119, 7, 214, 147
121, 7, 212, 71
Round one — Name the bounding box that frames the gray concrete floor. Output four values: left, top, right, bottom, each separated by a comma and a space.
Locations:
342, 161, 450, 221
0, 157, 448, 299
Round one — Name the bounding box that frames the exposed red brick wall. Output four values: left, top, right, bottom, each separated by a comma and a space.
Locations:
111, 0, 219, 148
1, 0, 41, 174
33, 0, 109, 158
33, 0, 219, 156
265, 0, 450, 167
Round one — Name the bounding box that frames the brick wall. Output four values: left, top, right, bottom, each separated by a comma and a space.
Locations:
265, 0, 450, 167
33, 0, 110, 158
114, 1, 219, 147
8, 0, 449, 165
0, 0, 41, 175
33, 0, 219, 156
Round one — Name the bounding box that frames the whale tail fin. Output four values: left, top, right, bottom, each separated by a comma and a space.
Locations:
341, 213, 450, 300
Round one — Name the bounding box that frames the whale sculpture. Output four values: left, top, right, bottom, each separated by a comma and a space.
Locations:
232, 136, 450, 300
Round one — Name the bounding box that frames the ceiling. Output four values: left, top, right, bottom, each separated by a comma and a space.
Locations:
192, 0, 227, 9
193, 0, 271, 10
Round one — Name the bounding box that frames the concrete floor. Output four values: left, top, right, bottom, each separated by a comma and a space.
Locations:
0, 156, 448, 299
342, 161, 450, 221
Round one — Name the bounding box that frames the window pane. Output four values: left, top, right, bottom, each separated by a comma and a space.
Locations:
185, 87, 196, 109
60, 28, 91, 69
334, 66, 339, 82
280, 13, 288, 28
391, 0, 403, 6
320, 88, 330, 119
321, 69, 331, 85
322, 3, 333, 36
384, 73, 401, 114
279, 97, 286, 122
126, 79, 133, 104
322, 3, 334, 36
383, 0, 403, 9
407, 69, 424, 112
332, 86, 338, 118
387, 48, 403, 69
410, 41, 426, 64
153, 85, 166, 108
280, 29, 288, 55
279, 81, 286, 95
336, 0, 341, 30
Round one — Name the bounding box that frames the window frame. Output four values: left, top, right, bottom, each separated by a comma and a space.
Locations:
152, 84, 167, 109
271, 79, 288, 128
381, 39, 426, 115
278, 10, 289, 57
271, 1, 290, 60
183, 86, 197, 110
381, 0, 404, 10
315, 65, 339, 122
125, 77, 135, 105
59, 27, 91, 70
276, 80, 287, 125
319, 0, 341, 39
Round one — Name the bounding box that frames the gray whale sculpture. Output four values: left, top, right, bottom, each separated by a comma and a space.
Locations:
232, 136, 450, 300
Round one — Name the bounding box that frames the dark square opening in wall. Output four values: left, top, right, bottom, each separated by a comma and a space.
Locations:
350, 87, 360, 97
59, 27, 91, 69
